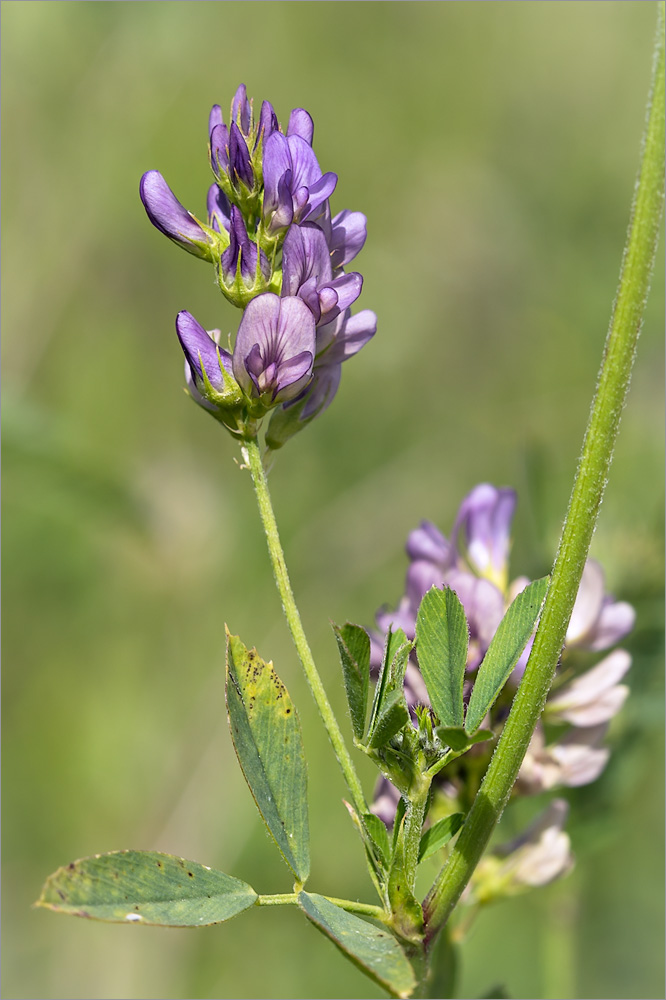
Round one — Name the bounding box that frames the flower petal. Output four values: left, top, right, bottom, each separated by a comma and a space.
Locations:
287, 108, 314, 145
176, 311, 231, 390
329, 210, 367, 270
140, 171, 211, 256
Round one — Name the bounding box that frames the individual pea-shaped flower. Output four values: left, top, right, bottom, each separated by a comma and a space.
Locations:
140, 171, 220, 260
216, 206, 271, 307
263, 131, 337, 234
517, 722, 610, 793
175, 311, 243, 411
546, 649, 631, 727
232, 293, 316, 407
281, 223, 363, 328
452, 483, 517, 591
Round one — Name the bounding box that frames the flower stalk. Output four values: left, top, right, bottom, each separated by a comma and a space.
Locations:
242, 434, 368, 819
424, 1, 665, 940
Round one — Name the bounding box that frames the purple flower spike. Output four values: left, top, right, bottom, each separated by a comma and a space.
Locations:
233, 293, 316, 404
231, 84, 251, 135
176, 311, 232, 392
329, 210, 368, 271
140, 171, 214, 259
453, 484, 517, 588
287, 108, 314, 146
207, 184, 231, 234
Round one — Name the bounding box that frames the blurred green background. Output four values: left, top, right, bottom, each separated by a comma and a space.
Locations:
2, 2, 663, 998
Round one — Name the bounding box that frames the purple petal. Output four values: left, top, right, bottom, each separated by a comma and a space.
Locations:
209, 104, 224, 139
406, 521, 452, 566
281, 223, 332, 297
301, 171, 338, 223
406, 562, 446, 610
210, 122, 229, 174
286, 134, 322, 190
233, 293, 315, 403
453, 484, 517, 583
329, 210, 367, 269
257, 100, 279, 145
231, 83, 251, 134
287, 108, 314, 145
176, 311, 231, 391
275, 349, 315, 401
317, 272, 362, 324
587, 599, 636, 651
301, 363, 342, 418
184, 363, 217, 413
262, 131, 293, 225
207, 184, 231, 233
140, 171, 211, 256
229, 122, 253, 189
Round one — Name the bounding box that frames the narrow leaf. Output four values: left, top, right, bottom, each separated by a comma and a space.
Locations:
465, 578, 549, 734
226, 630, 309, 882
363, 812, 392, 869
367, 688, 410, 750
418, 813, 464, 862
436, 726, 494, 752
298, 892, 416, 999
333, 622, 370, 741
36, 851, 257, 925
415, 587, 468, 727
367, 627, 408, 739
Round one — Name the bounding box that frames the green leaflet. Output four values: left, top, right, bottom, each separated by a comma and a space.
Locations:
367, 689, 410, 750
298, 892, 416, 999
415, 587, 468, 728
365, 628, 412, 748
418, 813, 464, 863
333, 622, 370, 741
362, 812, 392, 870
225, 630, 310, 883
465, 577, 549, 734
435, 726, 494, 752
35, 851, 257, 926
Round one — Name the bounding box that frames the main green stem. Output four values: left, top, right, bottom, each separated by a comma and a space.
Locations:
425, 3, 665, 938
243, 435, 368, 819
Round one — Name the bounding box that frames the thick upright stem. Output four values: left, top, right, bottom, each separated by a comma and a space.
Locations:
242, 436, 368, 818
425, 3, 665, 937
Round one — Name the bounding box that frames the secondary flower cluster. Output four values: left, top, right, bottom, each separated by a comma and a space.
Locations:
140, 85, 375, 444
369, 483, 634, 896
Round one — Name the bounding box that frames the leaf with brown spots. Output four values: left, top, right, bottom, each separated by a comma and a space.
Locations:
225, 628, 310, 883
36, 851, 257, 925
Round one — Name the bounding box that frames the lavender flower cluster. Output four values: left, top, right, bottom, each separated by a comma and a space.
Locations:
140, 84, 375, 445
370, 484, 634, 895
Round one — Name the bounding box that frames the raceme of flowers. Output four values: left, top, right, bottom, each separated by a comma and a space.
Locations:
368, 483, 634, 895
140, 84, 376, 446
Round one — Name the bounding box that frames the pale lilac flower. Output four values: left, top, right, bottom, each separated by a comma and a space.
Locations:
546, 649, 631, 727
566, 559, 636, 651
453, 484, 517, 590
518, 723, 610, 793
281, 223, 363, 329
232, 293, 315, 404
140, 171, 215, 259
327, 210, 368, 272
470, 800, 573, 903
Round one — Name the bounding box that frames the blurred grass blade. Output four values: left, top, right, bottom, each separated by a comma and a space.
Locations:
333, 622, 370, 741
36, 850, 257, 925
418, 813, 464, 863
298, 892, 416, 999
226, 630, 310, 883
465, 578, 549, 735
415, 586, 468, 728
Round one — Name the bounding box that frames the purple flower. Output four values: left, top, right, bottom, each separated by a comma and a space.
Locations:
406, 521, 454, 568
452, 484, 517, 590
232, 293, 315, 404
175, 311, 241, 408
263, 132, 337, 233
287, 108, 314, 145
140, 171, 216, 259
220, 206, 269, 289
281, 223, 362, 328
546, 649, 631, 727
327, 210, 368, 272
231, 84, 251, 135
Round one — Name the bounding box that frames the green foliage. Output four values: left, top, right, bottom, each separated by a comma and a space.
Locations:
465, 578, 549, 734
435, 727, 494, 752
333, 622, 371, 741
36, 851, 257, 926
225, 630, 310, 883
415, 586, 468, 728
418, 813, 464, 863
298, 892, 416, 999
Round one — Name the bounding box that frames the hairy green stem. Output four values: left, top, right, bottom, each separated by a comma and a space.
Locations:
242, 435, 368, 818
425, 3, 665, 938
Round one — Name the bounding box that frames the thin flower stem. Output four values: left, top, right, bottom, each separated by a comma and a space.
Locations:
425, 2, 665, 940
242, 435, 368, 818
